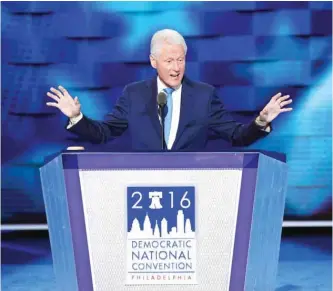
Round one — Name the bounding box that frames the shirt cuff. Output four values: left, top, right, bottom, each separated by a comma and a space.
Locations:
67, 112, 83, 129
255, 116, 271, 132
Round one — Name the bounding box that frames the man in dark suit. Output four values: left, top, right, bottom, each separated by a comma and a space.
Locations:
46, 29, 292, 151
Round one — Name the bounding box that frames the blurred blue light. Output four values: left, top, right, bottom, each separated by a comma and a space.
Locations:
93, 2, 197, 54
2, 1, 332, 221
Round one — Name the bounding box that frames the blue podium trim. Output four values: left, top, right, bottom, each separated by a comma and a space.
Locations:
63, 168, 94, 291
229, 167, 258, 290
62, 152, 264, 169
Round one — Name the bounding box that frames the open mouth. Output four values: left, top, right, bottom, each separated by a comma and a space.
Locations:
170, 73, 180, 79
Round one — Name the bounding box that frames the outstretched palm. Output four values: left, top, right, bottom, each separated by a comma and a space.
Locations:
46, 86, 81, 118
259, 92, 293, 124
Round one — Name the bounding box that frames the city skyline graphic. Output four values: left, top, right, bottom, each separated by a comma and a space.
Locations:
128, 210, 195, 239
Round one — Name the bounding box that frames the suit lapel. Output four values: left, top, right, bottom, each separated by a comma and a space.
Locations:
172, 77, 194, 149
145, 77, 162, 140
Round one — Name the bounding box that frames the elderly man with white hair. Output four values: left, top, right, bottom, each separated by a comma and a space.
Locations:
46, 29, 292, 151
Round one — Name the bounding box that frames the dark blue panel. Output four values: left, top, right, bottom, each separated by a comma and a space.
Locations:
48, 63, 121, 88
1, 1, 59, 13
183, 62, 200, 82
1, 165, 42, 198
252, 61, 311, 86
92, 2, 256, 13
217, 86, 257, 111
188, 1, 256, 11
70, 38, 151, 62
255, 36, 310, 60
309, 1, 333, 10
1, 14, 57, 39
311, 60, 332, 80
99, 63, 153, 86
1, 115, 38, 142
93, 1, 192, 12
198, 11, 253, 36
311, 11, 332, 35
183, 39, 199, 61
310, 36, 332, 59
2, 65, 76, 114
253, 10, 311, 35
1, 189, 42, 220
197, 36, 256, 61
2, 38, 77, 63
1, 1, 104, 13
255, 1, 309, 10
4, 139, 66, 166
200, 62, 253, 86
54, 12, 127, 37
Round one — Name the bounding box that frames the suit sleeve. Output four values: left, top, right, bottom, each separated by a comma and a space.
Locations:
67, 86, 129, 144
208, 90, 269, 146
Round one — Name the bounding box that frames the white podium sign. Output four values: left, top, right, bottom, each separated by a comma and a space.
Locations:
79, 169, 242, 290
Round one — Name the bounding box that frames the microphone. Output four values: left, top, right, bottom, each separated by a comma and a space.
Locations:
157, 91, 167, 150
157, 91, 167, 107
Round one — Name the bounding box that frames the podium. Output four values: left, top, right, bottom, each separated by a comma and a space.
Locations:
40, 151, 287, 291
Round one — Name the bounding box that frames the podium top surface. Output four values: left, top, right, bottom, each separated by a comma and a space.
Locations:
42, 150, 286, 170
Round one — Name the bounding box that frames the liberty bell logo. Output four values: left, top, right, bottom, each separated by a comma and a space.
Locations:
149, 191, 163, 209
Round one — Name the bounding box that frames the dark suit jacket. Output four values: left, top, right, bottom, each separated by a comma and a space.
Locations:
68, 77, 269, 151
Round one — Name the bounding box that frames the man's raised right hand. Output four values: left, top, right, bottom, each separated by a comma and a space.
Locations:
46, 86, 81, 118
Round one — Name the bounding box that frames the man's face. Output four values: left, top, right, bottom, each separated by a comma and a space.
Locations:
150, 43, 186, 88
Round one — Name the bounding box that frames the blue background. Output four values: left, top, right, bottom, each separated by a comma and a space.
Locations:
127, 186, 195, 234
1, 1, 332, 223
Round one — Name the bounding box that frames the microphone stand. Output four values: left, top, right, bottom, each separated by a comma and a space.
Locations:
158, 104, 166, 151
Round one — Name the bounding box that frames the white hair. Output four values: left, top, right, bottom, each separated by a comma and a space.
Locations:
150, 29, 187, 57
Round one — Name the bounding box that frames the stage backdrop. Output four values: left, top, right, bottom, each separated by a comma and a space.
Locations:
1, 1, 332, 223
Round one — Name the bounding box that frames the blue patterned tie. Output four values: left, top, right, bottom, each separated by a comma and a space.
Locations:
163, 87, 175, 146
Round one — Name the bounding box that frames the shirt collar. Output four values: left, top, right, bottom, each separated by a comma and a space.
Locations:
157, 76, 182, 93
